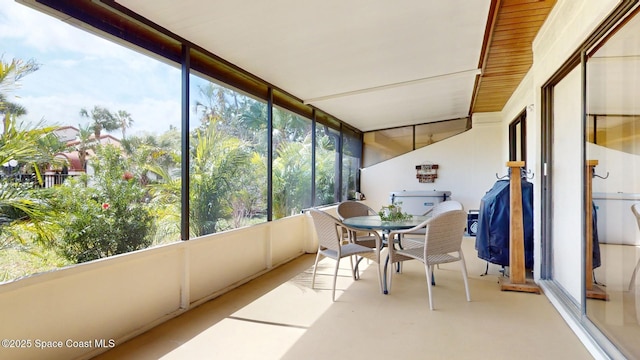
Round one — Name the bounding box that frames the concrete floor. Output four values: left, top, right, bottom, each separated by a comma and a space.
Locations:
92, 238, 594, 360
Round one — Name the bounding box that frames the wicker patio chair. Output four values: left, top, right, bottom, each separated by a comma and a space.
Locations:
309, 209, 383, 301
387, 209, 471, 310
336, 201, 380, 249
404, 200, 464, 238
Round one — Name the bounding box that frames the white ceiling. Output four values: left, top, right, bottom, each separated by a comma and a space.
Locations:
117, 0, 491, 132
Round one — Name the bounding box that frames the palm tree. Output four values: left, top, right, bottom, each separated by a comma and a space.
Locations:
75, 124, 94, 172
238, 100, 268, 152
0, 56, 62, 269
272, 141, 312, 219
0, 115, 60, 247
120, 132, 180, 185
194, 83, 234, 127
113, 110, 134, 139
0, 94, 27, 117
148, 119, 251, 237
79, 105, 119, 139
0, 56, 39, 97
189, 120, 251, 235
195, 83, 256, 138
0, 56, 39, 134
0, 55, 58, 243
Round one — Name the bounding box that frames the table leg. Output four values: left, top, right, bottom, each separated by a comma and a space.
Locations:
383, 254, 390, 294
354, 255, 364, 280
383, 233, 404, 294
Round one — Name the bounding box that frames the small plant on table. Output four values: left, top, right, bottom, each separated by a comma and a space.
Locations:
378, 203, 413, 221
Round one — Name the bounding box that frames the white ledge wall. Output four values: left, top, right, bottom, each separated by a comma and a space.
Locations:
0, 213, 315, 360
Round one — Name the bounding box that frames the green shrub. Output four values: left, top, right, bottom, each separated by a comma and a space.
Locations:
52, 146, 155, 263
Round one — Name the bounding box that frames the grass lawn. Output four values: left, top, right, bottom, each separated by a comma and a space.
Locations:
0, 216, 269, 284
0, 245, 71, 283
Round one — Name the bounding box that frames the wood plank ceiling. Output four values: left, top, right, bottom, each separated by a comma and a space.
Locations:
472, 0, 557, 113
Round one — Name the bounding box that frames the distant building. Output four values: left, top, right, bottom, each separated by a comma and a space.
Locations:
45, 127, 122, 187
51, 125, 80, 143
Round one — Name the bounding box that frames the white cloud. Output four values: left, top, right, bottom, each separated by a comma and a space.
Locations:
15, 93, 91, 128
123, 98, 182, 136
1, 0, 185, 137
18, 92, 181, 138
1, 1, 139, 61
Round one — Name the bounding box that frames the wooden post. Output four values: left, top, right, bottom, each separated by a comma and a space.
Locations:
509, 161, 526, 284
500, 161, 540, 293
586, 160, 607, 300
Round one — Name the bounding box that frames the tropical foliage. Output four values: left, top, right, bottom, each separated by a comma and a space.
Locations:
0, 56, 39, 134
51, 145, 155, 263
189, 118, 251, 236
0, 56, 61, 251
0, 55, 353, 280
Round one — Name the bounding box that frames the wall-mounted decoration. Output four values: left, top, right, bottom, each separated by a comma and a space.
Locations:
416, 163, 438, 183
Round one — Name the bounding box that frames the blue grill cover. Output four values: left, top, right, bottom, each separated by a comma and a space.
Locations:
475, 179, 601, 269
591, 201, 601, 269
475, 179, 534, 268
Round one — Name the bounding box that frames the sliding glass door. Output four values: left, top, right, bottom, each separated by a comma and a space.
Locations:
585, 8, 640, 358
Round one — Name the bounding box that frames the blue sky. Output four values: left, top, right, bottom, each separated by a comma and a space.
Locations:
0, 0, 190, 137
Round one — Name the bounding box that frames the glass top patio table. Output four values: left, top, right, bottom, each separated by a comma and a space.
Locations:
342, 214, 430, 294
342, 215, 430, 231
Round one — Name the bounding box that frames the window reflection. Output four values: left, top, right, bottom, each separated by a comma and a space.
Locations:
363, 118, 469, 167
586, 8, 640, 359
415, 118, 469, 148
342, 128, 362, 201
363, 127, 413, 166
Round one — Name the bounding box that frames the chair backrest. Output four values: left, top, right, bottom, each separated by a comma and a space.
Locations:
309, 209, 343, 251
336, 201, 376, 221
424, 209, 467, 255
631, 203, 640, 231
428, 200, 464, 217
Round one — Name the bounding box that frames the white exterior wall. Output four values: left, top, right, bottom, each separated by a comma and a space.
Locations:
590, 143, 640, 245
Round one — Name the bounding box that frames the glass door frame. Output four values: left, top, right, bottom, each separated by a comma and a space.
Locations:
540, 1, 639, 357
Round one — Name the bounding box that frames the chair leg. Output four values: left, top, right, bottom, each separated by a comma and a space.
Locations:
460, 252, 471, 302
350, 255, 358, 280
387, 258, 394, 293
375, 258, 383, 294
311, 250, 322, 289
332, 258, 340, 302
396, 235, 403, 274
629, 257, 640, 291
425, 263, 435, 310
